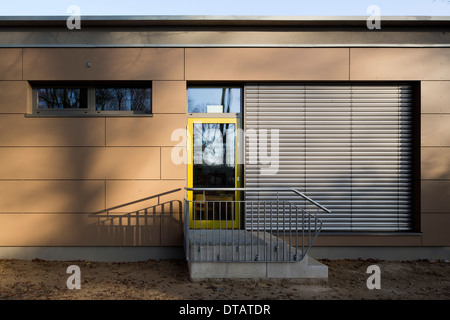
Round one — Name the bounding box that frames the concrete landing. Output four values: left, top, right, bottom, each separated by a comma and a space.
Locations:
188, 254, 328, 281
186, 229, 328, 281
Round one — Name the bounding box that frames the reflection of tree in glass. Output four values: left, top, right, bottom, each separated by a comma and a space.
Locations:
202, 123, 224, 166
38, 88, 86, 109
194, 123, 234, 167
188, 88, 233, 113
130, 88, 151, 112
95, 88, 151, 112
189, 100, 206, 113
222, 88, 231, 113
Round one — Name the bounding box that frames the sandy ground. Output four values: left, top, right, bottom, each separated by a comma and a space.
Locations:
0, 258, 448, 301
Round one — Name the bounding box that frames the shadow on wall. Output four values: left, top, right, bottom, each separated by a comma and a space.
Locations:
88, 189, 183, 247
0, 48, 187, 250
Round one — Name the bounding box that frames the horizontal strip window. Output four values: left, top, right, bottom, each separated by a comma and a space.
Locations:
33, 83, 152, 116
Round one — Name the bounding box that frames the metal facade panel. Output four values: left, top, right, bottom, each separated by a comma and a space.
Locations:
244, 83, 413, 231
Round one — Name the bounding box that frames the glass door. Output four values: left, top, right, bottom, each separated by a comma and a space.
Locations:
187, 118, 240, 229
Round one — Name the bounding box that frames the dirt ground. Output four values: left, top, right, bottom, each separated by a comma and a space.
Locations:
0, 258, 448, 300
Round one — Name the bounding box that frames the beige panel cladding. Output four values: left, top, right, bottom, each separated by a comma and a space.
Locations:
106, 114, 186, 147
421, 148, 450, 180
0, 181, 105, 213
23, 48, 184, 81
0, 213, 163, 246
152, 81, 187, 114
161, 211, 184, 246
421, 114, 450, 146
0, 114, 105, 146
421, 180, 450, 213
0, 213, 86, 246
90, 212, 163, 246
0, 147, 161, 180
0, 81, 28, 113
185, 48, 349, 81
105, 180, 185, 213
420, 213, 450, 246
0, 49, 22, 80
421, 81, 450, 113
350, 48, 450, 80
161, 147, 186, 180
420, 80, 450, 245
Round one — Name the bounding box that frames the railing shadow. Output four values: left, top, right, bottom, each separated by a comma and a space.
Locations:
89, 188, 182, 246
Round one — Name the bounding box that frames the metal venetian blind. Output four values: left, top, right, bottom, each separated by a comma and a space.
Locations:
244, 84, 413, 231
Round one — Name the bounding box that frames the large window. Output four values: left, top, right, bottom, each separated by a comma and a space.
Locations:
244, 83, 414, 232
34, 83, 152, 115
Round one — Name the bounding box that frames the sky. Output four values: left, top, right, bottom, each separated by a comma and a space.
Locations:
1, 0, 450, 16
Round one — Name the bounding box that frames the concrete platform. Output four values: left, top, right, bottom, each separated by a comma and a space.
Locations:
188, 229, 293, 262
188, 254, 328, 281
186, 229, 328, 281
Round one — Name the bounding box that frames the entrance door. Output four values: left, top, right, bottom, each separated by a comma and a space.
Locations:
187, 117, 240, 229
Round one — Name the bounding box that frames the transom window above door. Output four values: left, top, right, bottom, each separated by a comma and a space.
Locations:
187, 86, 242, 114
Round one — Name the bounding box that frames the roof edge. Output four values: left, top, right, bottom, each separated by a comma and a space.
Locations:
0, 15, 449, 27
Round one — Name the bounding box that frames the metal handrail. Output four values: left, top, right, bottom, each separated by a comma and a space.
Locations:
184, 187, 331, 263
185, 187, 331, 213
288, 200, 323, 257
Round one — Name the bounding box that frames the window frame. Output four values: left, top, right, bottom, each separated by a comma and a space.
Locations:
31, 82, 153, 117
187, 85, 243, 117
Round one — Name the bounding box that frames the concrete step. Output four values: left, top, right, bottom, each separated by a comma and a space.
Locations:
188, 254, 328, 281
186, 229, 328, 280
188, 229, 305, 262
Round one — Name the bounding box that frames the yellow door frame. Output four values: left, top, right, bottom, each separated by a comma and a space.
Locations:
187, 117, 241, 229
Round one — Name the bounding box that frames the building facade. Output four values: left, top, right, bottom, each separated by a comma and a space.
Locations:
0, 16, 448, 261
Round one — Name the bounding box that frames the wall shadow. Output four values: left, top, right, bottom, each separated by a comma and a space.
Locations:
88, 189, 183, 246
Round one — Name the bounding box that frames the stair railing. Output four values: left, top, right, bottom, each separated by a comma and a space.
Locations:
184, 187, 330, 263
